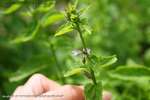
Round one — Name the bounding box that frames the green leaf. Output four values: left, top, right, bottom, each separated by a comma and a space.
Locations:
10, 35, 32, 44
64, 67, 88, 77
9, 65, 47, 82
10, 23, 40, 44
36, 1, 55, 13
41, 13, 64, 27
84, 82, 102, 100
98, 55, 117, 68
74, 0, 79, 8
78, 5, 90, 14
55, 23, 73, 36
89, 55, 117, 69
109, 65, 150, 80
83, 25, 92, 35
89, 55, 99, 65
3, 3, 22, 14
20, 1, 55, 17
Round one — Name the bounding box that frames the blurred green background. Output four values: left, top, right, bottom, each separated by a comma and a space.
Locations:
0, 0, 150, 100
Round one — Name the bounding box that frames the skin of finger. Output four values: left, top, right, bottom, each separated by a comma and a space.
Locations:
11, 74, 111, 100
10, 85, 34, 100
35, 87, 112, 100
35, 85, 84, 100
24, 73, 61, 96
10, 86, 24, 100
11, 85, 111, 100
102, 91, 112, 100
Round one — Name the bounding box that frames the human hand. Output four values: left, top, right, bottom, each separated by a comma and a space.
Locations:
10, 74, 111, 100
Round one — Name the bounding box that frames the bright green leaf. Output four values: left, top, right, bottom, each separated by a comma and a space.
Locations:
10, 23, 40, 44
109, 65, 150, 80
90, 55, 117, 69
98, 55, 117, 68
10, 36, 33, 44
64, 67, 88, 77
78, 5, 90, 14
3, 3, 22, 14
36, 1, 55, 13
55, 23, 73, 36
83, 25, 92, 35
20, 10, 33, 17
41, 13, 64, 27
9, 65, 47, 82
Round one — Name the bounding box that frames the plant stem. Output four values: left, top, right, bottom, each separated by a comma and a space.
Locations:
50, 43, 65, 83
76, 22, 87, 51
75, 22, 97, 84
89, 67, 97, 84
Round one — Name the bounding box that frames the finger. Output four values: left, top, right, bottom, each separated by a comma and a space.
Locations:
36, 85, 84, 100
24, 73, 61, 96
102, 91, 112, 100
10, 85, 33, 100
10, 85, 24, 100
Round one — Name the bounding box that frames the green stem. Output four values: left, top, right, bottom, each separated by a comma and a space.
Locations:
75, 22, 87, 51
50, 43, 65, 83
89, 67, 97, 84
75, 22, 97, 84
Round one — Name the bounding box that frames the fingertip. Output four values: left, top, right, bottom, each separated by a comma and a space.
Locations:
24, 73, 61, 95
102, 91, 112, 100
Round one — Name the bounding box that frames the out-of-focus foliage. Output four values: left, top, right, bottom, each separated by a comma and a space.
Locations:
0, 0, 150, 100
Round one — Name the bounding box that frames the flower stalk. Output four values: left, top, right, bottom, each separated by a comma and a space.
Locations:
75, 22, 97, 85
